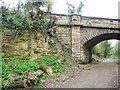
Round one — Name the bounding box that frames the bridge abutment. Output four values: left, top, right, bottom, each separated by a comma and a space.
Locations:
71, 27, 89, 64
72, 27, 81, 64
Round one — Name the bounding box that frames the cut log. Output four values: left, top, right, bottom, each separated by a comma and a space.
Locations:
39, 64, 52, 75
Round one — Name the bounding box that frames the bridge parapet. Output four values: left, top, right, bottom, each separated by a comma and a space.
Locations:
55, 15, 81, 25
51, 13, 119, 29
81, 17, 118, 29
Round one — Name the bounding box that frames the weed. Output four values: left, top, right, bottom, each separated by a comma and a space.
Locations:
1, 55, 65, 89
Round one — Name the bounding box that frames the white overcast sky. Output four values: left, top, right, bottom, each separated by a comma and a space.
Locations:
2, 0, 120, 46
2, 0, 119, 19
52, 0, 119, 19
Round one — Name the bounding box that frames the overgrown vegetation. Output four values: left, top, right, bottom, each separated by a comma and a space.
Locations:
1, 0, 85, 89
92, 40, 119, 60
2, 1, 49, 35
0, 0, 64, 86
92, 41, 112, 58
66, 1, 84, 16
1, 1, 66, 89
110, 42, 120, 59
1, 55, 64, 89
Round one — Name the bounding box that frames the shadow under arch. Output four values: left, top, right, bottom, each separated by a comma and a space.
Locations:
83, 33, 120, 63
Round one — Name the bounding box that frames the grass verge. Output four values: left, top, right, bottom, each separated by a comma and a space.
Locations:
1, 54, 65, 89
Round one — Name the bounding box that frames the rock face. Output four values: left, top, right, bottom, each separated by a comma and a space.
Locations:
2, 29, 50, 59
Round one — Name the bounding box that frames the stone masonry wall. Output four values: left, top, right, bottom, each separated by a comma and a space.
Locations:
54, 26, 72, 64
72, 27, 81, 63
2, 29, 50, 59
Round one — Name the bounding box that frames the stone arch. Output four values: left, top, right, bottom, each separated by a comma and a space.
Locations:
80, 29, 119, 45
83, 33, 120, 63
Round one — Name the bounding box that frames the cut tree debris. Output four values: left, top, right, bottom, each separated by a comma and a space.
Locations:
39, 64, 53, 75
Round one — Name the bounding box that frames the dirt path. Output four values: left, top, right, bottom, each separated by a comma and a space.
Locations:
58, 59, 119, 88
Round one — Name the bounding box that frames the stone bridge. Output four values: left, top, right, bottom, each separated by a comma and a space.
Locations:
50, 13, 120, 64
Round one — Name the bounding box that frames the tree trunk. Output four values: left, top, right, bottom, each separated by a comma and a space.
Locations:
39, 64, 52, 75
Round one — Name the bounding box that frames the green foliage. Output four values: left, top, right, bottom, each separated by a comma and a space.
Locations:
2, 0, 52, 33
1, 55, 65, 89
13, 59, 38, 74
40, 55, 65, 75
110, 42, 120, 58
2, 7, 26, 30
2, 60, 10, 80
1, 1, 56, 46
101, 41, 112, 58
92, 41, 112, 58
2, 5, 47, 31
2, 58, 38, 80
92, 44, 102, 57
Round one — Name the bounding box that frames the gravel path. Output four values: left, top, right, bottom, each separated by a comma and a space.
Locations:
58, 59, 119, 88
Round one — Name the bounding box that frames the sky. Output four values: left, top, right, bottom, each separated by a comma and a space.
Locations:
2, 0, 119, 19
52, 0, 119, 19
2, 0, 120, 46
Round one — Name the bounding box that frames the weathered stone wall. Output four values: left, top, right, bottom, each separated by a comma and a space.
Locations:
2, 29, 50, 59
53, 26, 72, 64
72, 27, 81, 64
52, 14, 118, 28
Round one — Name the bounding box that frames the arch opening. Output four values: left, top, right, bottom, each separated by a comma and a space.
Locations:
92, 40, 119, 61
83, 33, 120, 63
